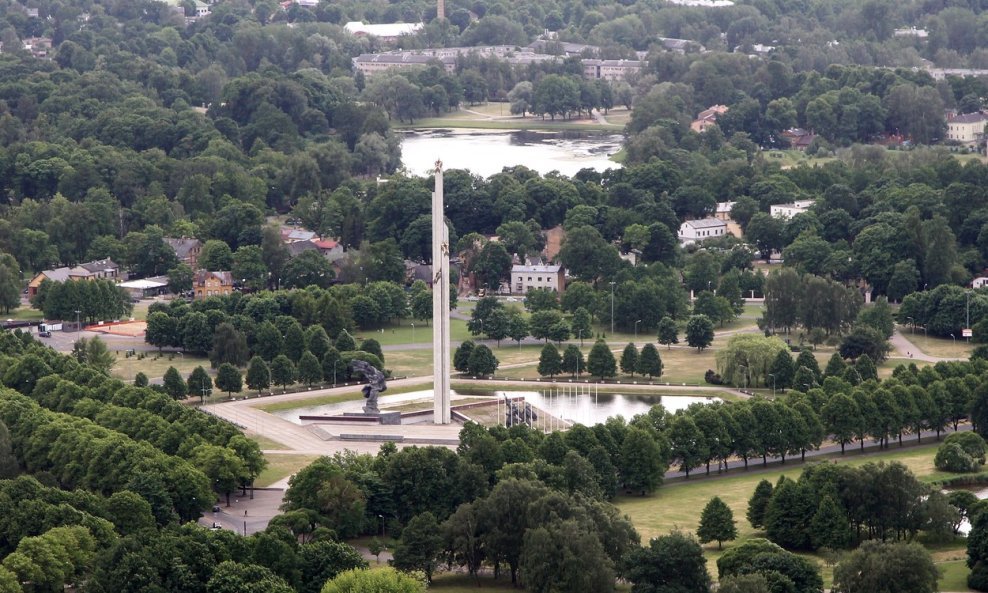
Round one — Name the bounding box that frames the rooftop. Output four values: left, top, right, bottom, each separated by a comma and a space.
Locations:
512, 265, 562, 273
683, 218, 727, 229
951, 112, 988, 124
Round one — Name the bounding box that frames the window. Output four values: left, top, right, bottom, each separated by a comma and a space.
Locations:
528, 277, 532, 281
537, 277, 542, 282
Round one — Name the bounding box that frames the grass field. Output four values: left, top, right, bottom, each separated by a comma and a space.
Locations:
349, 318, 472, 346
902, 330, 974, 359
615, 442, 963, 585
111, 353, 209, 381
3, 306, 42, 321
248, 433, 290, 450
254, 453, 321, 487
939, 560, 974, 592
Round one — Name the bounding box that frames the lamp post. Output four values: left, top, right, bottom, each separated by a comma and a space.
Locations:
768, 372, 776, 397
74, 309, 81, 331
905, 316, 914, 333
967, 291, 971, 341
738, 364, 748, 390
951, 333, 956, 344
634, 319, 642, 341
410, 322, 415, 344
609, 281, 616, 335
578, 328, 584, 348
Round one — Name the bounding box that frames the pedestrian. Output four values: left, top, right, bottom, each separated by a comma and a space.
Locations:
244, 509, 248, 517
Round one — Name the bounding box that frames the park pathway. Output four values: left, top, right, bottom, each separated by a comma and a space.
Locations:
889, 327, 966, 363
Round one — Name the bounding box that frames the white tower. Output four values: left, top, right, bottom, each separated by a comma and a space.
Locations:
432, 160, 451, 424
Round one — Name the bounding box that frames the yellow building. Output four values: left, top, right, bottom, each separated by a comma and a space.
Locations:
193, 270, 234, 300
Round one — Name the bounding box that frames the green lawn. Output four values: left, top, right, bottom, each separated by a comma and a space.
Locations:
255, 453, 321, 487
939, 559, 974, 592
901, 330, 974, 359
111, 353, 209, 382
3, 306, 42, 321
249, 434, 290, 450
616, 442, 963, 586
394, 117, 620, 132
350, 318, 471, 346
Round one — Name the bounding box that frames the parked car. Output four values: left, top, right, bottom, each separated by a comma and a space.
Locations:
38, 331, 51, 338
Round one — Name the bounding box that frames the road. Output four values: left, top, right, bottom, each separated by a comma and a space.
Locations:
889, 327, 966, 363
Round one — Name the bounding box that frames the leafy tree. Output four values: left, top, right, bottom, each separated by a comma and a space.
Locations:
134, 372, 148, 388
561, 345, 585, 377
163, 366, 187, 400
824, 352, 846, 377
270, 355, 296, 389
298, 541, 367, 593
472, 242, 511, 290
246, 356, 271, 394
571, 307, 593, 345
685, 315, 715, 350
255, 321, 284, 361
839, 326, 890, 362
769, 350, 794, 391
658, 317, 679, 349
145, 311, 178, 351
587, 339, 617, 380
718, 538, 822, 593
537, 344, 562, 377
215, 362, 243, 397
562, 282, 598, 314
636, 344, 663, 379
0, 420, 18, 479
320, 568, 425, 593
520, 519, 615, 593
360, 338, 384, 364
834, 541, 938, 593
622, 531, 710, 593
530, 309, 565, 343
283, 251, 335, 289
620, 426, 667, 495
199, 239, 234, 270
335, 331, 356, 352
188, 365, 213, 400
72, 336, 116, 374
667, 415, 708, 477
524, 288, 560, 312
620, 343, 639, 376
209, 322, 249, 368
467, 344, 498, 376
284, 322, 307, 362
297, 351, 322, 386
454, 341, 475, 373
810, 494, 853, 550
747, 479, 774, 529
698, 496, 738, 549
392, 512, 443, 582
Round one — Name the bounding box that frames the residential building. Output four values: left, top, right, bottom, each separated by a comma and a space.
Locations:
946, 112, 988, 146
511, 264, 565, 295
193, 270, 234, 300
280, 228, 318, 243
781, 128, 816, 151
27, 259, 121, 297
581, 59, 644, 81
164, 237, 203, 270
678, 218, 727, 245
770, 200, 815, 219
894, 27, 929, 39
714, 201, 736, 221
973, 277, 988, 289
691, 105, 729, 133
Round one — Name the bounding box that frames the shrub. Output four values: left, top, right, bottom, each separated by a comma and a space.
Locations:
935, 442, 979, 473
704, 370, 722, 385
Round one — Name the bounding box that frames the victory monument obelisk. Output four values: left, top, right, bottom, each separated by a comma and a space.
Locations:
432, 160, 452, 424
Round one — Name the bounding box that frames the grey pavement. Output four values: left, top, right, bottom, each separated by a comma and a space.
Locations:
197, 488, 285, 536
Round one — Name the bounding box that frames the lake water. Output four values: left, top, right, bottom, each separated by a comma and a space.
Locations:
400, 129, 624, 178
273, 389, 718, 426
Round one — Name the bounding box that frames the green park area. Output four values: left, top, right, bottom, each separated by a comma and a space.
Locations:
392, 102, 627, 132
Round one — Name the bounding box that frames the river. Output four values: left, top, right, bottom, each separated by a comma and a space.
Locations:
400, 129, 624, 178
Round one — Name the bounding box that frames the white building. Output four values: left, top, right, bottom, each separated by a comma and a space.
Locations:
678, 218, 727, 245
946, 112, 988, 146
714, 201, 736, 221
511, 264, 565, 295
973, 277, 988, 289
770, 200, 815, 220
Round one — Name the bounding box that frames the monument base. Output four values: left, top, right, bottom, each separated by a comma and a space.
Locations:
339, 411, 402, 425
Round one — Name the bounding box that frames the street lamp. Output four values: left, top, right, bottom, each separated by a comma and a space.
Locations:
609, 281, 616, 336
951, 333, 956, 344
768, 372, 776, 397
577, 328, 584, 348
74, 309, 81, 331
410, 322, 415, 343
905, 316, 914, 333
634, 320, 642, 341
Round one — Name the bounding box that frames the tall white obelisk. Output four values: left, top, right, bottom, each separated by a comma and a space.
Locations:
432, 160, 451, 424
